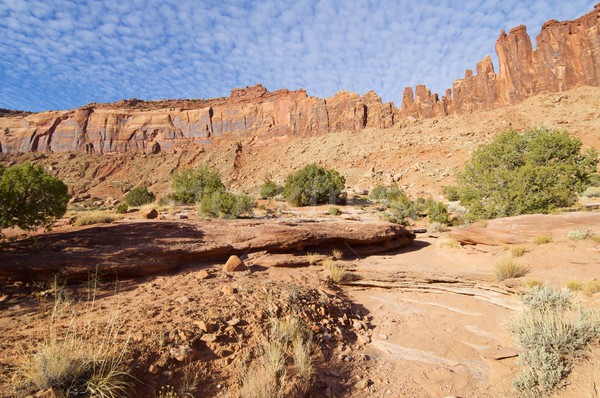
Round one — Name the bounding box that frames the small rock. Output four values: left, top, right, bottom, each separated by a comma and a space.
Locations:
379, 333, 388, 340
221, 285, 237, 295
227, 318, 241, 326
144, 208, 158, 219
178, 214, 189, 219
223, 255, 246, 272
355, 379, 370, 390
196, 269, 211, 280
352, 320, 363, 331
200, 333, 218, 342
357, 334, 371, 345
169, 344, 191, 362
193, 320, 209, 332
174, 296, 190, 305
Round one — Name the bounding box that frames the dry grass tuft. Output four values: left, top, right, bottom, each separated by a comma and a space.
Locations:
532, 235, 552, 245
428, 222, 448, 233
510, 245, 527, 258
493, 259, 528, 281
566, 280, 600, 295
437, 238, 460, 248
240, 314, 314, 398
525, 280, 543, 289
323, 258, 347, 283
331, 249, 344, 260
74, 211, 123, 226
305, 252, 320, 266
566, 280, 584, 292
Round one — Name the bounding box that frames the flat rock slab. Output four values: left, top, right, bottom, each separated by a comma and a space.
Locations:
449, 212, 600, 246
0, 219, 413, 281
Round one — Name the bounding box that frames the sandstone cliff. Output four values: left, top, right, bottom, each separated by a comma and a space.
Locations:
1, 4, 599, 154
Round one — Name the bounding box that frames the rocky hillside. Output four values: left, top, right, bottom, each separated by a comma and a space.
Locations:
1, 3, 599, 155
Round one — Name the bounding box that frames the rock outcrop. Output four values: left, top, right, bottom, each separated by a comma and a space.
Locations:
1, 4, 600, 153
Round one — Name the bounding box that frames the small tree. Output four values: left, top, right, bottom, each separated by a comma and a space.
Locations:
124, 186, 155, 206
283, 164, 346, 207
171, 165, 225, 204
199, 191, 253, 219
457, 128, 598, 219
0, 162, 69, 230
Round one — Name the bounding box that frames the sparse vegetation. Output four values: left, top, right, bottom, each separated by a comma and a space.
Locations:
442, 186, 460, 201
493, 259, 528, 281
124, 186, 155, 206
0, 162, 69, 230
171, 165, 225, 204
510, 245, 527, 258
331, 249, 343, 260
115, 203, 128, 214
566, 280, 600, 295
532, 235, 552, 245
260, 179, 283, 199
240, 314, 314, 398
15, 295, 131, 397
426, 198, 449, 225
511, 285, 600, 397
323, 257, 347, 283
74, 211, 123, 226
437, 238, 460, 248
525, 280, 543, 289
428, 222, 448, 232
305, 252, 320, 266
568, 229, 593, 241
283, 164, 346, 207
328, 206, 341, 216
199, 191, 253, 219
456, 128, 599, 220
581, 186, 600, 197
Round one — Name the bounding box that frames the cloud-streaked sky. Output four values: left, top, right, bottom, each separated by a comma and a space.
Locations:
0, 0, 595, 112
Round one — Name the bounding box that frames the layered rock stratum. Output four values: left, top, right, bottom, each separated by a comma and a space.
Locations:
1, 3, 599, 154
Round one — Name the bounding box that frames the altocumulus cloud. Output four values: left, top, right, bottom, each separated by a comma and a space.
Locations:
0, 0, 595, 111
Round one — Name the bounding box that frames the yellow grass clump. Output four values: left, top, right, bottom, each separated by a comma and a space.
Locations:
493, 259, 528, 281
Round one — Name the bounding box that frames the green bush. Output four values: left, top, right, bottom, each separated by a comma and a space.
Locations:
0, 162, 69, 230
456, 128, 598, 220
442, 186, 460, 201
124, 186, 155, 206
199, 191, 253, 219
328, 206, 341, 216
115, 203, 128, 214
370, 183, 405, 202
283, 164, 345, 207
426, 199, 449, 224
171, 165, 225, 204
260, 180, 283, 199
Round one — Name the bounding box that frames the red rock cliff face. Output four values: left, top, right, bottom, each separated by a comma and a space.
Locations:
1, 4, 600, 153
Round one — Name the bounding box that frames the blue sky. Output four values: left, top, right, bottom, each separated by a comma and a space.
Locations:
0, 0, 595, 112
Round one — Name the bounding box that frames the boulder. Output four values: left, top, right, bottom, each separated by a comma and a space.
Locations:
144, 209, 158, 219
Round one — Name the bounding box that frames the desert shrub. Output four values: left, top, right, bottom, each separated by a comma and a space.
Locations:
581, 186, 600, 198
493, 259, 528, 281
0, 162, 69, 230
565, 280, 583, 292
426, 199, 449, 224
305, 252, 320, 266
199, 191, 253, 219
437, 238, 460, 248
283, 164, 345, 207
566, 280, 600, 295
511, 285, 600, 397
115, 203, 128, 214
74, 212, 123, 226
532, 235, 552, 245
331, 249, 343, 260
442, 186, 460, 201
428, 222, 448, 233
124, 186, 155, 206
171, 165, 225, 204
568, 229, 592, 241
456, 128, 598, 220
328, 206, 341, 216
369, 185, 388, 201
261, 180, 283, 199
382, 197, 422, 226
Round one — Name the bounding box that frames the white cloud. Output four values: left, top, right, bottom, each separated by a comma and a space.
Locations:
0, 0, 596, 111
